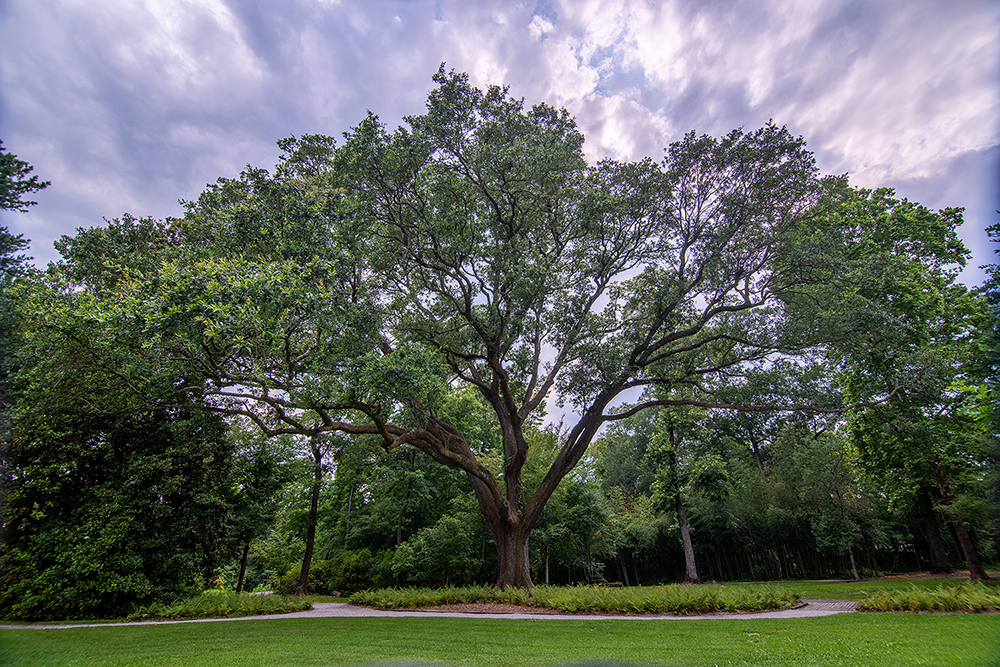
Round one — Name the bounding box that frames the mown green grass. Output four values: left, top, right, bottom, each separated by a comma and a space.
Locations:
1, 614, 997, 667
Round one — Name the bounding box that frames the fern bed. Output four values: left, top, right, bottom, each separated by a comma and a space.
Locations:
857, 583, 1000, 613
349, 584, 801, 615
127, 591, 312, 621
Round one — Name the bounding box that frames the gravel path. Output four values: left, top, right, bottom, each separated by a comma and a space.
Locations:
0, 599, 857, 629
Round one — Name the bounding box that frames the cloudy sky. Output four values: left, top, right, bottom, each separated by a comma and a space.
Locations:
1, 0, 997, 285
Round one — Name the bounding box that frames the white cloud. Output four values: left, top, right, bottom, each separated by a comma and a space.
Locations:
528, 15, 554, 40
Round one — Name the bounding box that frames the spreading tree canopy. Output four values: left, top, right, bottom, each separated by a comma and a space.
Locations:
20, 69, 971, 587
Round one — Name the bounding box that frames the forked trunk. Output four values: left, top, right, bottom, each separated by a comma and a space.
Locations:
436, 414, 538, 589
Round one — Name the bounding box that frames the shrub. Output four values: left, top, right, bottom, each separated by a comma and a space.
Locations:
127, 591, 311, 621
274, 560, 335, 595
330, 549, 376, 594
0, 411, 233, 622
391, 516, 480, 587
349, 584, 798, 614
858, 584, 1000, 613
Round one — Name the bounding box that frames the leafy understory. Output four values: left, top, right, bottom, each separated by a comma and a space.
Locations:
349, 584, 800, 614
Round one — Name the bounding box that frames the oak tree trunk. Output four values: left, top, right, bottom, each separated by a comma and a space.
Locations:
493, 521, 532, 589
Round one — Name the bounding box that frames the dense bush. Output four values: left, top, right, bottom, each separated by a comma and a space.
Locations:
0, 410, 234, 621
328, 548, 398, 593
274, 560, 335, 596
391, 515, 481, 587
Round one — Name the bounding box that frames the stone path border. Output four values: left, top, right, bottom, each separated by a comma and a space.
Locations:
0, 599, 857, 629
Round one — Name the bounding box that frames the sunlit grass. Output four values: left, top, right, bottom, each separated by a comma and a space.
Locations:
2, 614, 997, 667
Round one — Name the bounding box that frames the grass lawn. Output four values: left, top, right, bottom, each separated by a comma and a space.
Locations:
2, 613, 998, 667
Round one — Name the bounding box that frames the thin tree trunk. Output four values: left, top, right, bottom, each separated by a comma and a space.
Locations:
916, 485, 954, 574
849, 548, 860, 580
618, 553, 630, 586
930, 459, 991, 582
545, 545, 550, 585
677, 496, 700, 584
235, 539, 251, 593
396, 496, 409, 547
344, 485, 354, 542
297, 440, 323, 596
669, 428, 700, 584
951, 516, 991, 582
748, 434, 766, 479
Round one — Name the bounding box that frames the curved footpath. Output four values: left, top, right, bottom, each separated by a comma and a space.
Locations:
0, 599, 857, 629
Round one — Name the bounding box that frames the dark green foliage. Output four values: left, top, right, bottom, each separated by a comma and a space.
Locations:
392, 515, 482, 587
983, 221, 1000, 408
0, 140, 49, 212
0, 226, 29, 438
275, 560, 335, 596
532, 479, 615, 585
329, 549, 378, 594
0, 409, 234, 620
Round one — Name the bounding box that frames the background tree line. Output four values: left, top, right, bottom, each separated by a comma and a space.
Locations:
0, 71, 996, 620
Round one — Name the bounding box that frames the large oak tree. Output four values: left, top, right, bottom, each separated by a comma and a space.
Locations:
22, 69, 967, 587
